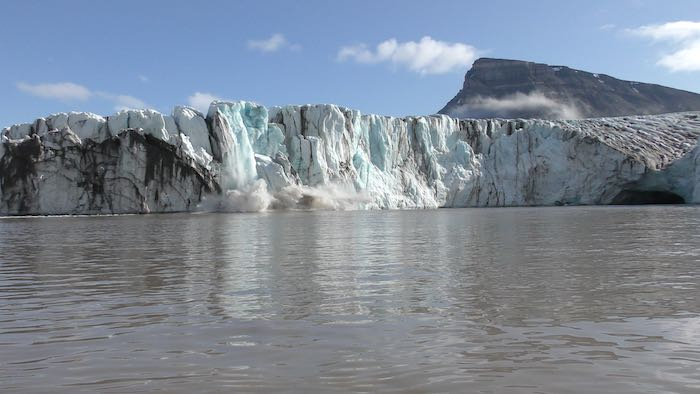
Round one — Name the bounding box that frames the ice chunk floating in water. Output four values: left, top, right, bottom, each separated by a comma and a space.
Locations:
1, 101, 699, 215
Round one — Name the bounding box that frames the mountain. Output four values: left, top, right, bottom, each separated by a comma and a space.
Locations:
439, 58, 700, 119
1, 102, 699, 215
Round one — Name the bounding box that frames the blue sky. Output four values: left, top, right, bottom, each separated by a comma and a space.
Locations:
2, 0, 700, 127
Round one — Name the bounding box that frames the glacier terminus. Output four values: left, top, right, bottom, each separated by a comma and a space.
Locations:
1, 101, 698, 215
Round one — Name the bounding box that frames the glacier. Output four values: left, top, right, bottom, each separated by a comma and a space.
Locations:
1, 101, 698, 215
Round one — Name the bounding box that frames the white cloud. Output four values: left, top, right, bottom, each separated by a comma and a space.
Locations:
629, 21, 700, 72
16, 81, 92, 101
113, 95, 147, 110
138, 75, 149, 83
656, 40, 700, 72
630, 21, 700, 42
247, 33, 300, 53
337, 36, 479, 75
97, 92, 148, 111
17, 81, 147, 110
187, 92, 221, 114
447, 91, 582, 120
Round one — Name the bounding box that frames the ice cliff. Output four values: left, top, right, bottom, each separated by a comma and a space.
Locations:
1, 102, 698, 215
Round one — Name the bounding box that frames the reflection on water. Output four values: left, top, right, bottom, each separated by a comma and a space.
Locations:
1, 206, 699, 393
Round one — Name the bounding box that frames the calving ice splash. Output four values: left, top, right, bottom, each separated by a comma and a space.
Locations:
203, 101, 392, 212
203, 180, 372, 213
1, 100, 699, 215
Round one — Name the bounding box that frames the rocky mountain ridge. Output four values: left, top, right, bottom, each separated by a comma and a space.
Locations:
439, 58, 700, 119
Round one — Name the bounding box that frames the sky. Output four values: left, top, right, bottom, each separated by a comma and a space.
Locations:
2, 0, 700, 127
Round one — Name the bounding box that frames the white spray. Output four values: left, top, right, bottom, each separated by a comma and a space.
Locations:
200, 101, 369, 213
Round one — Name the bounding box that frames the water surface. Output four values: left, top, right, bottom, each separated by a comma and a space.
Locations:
1, 206, 699, 393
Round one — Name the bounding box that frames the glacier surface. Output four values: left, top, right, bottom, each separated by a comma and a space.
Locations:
1, 101, 698, 215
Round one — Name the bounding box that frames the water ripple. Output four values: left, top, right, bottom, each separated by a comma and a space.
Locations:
0, 207, 699, 392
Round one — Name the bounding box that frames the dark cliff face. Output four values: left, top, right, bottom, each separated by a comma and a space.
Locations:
439, 58, 700, 119
0, 129, 220, 215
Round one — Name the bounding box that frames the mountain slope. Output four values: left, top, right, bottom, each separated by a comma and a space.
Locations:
439, 58, 700, 119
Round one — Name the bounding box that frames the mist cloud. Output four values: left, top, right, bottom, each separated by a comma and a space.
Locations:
447, 91, 582, 120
